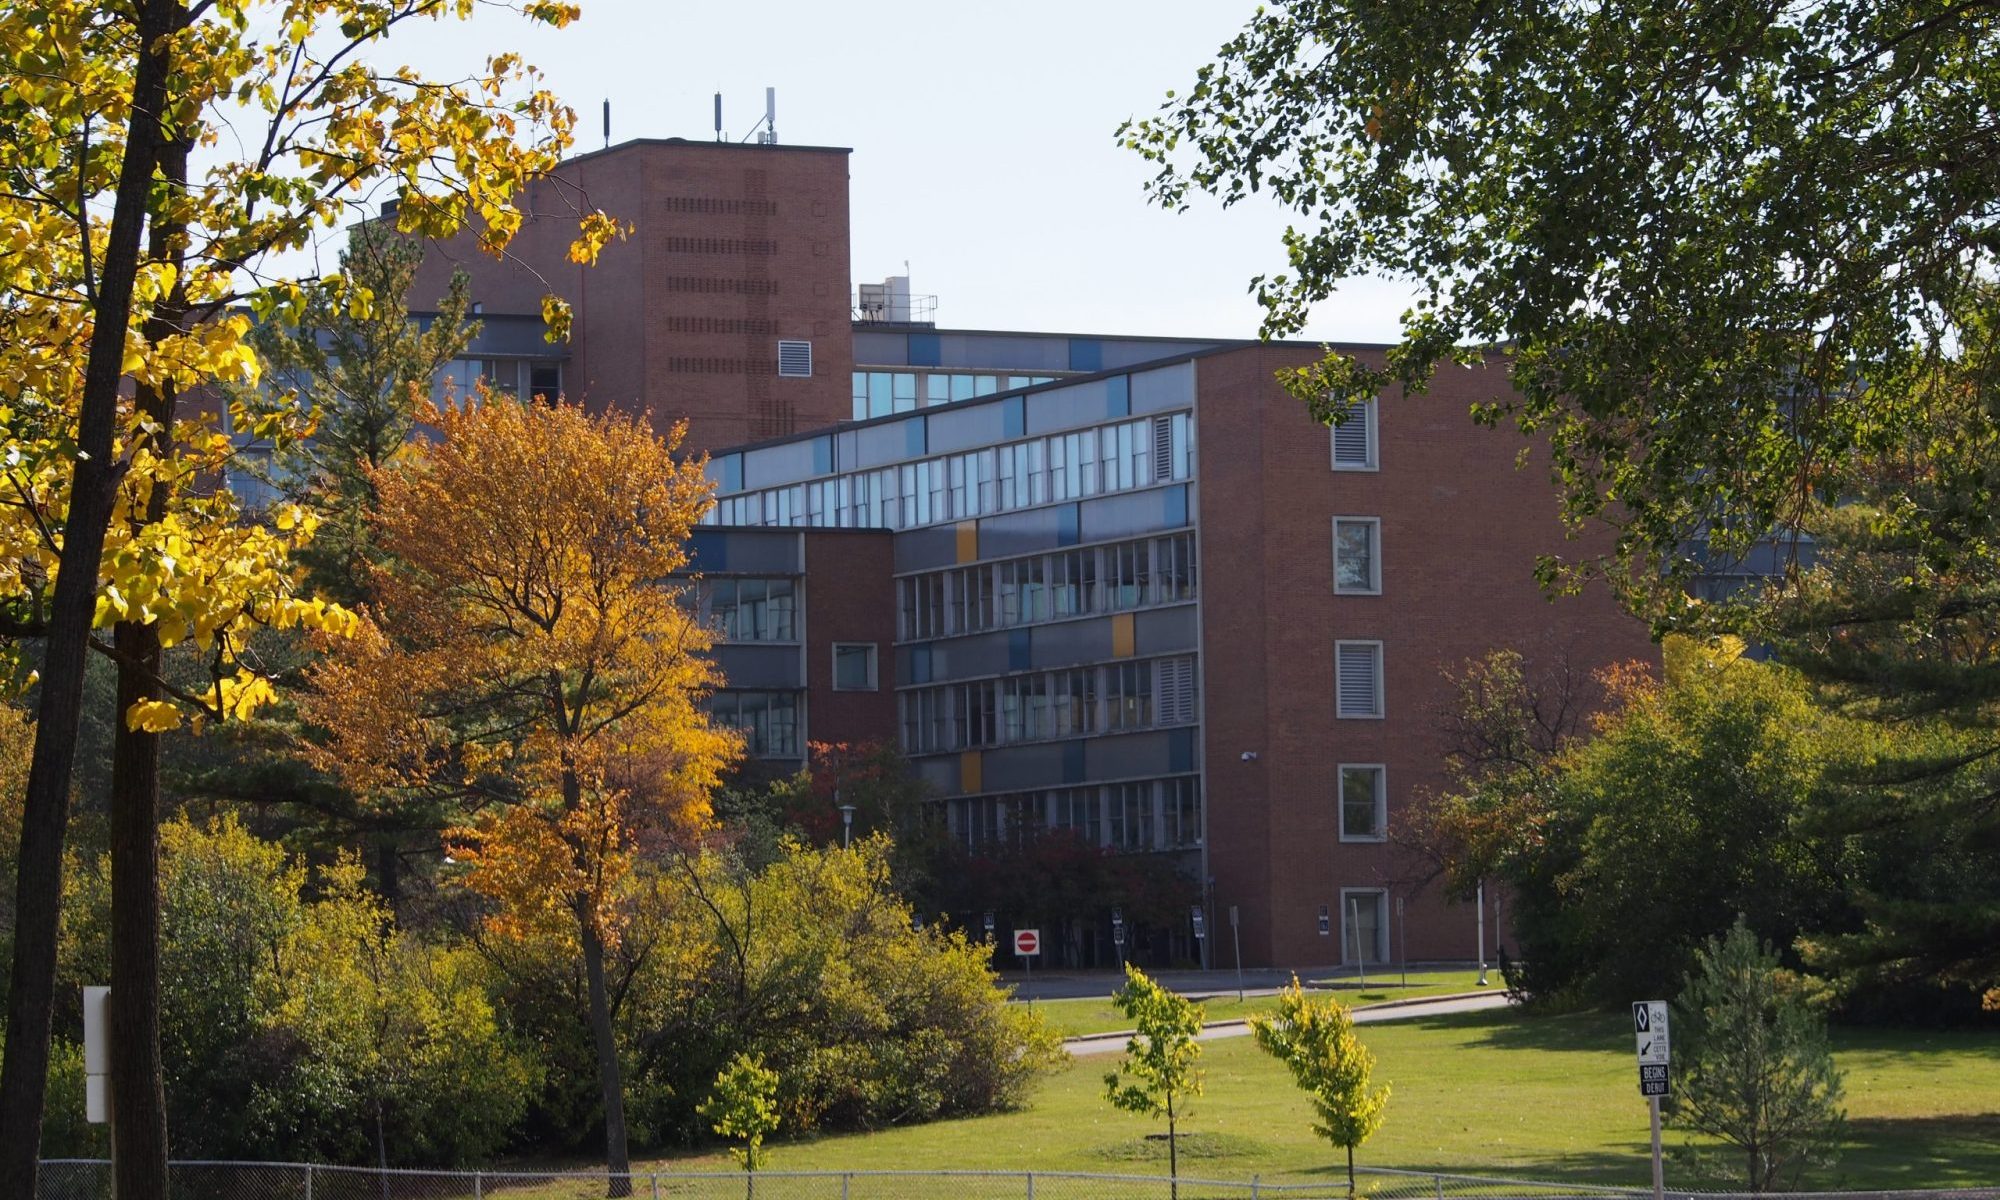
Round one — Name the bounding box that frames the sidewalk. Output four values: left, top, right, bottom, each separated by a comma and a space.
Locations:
1063, 989, 1514, 1056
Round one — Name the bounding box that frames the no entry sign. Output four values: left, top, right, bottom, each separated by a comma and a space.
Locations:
1013, 928, 1040, 956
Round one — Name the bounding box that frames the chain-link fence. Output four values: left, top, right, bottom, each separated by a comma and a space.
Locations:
35, 1162, 1999, 1200
32, 1161, 1656, 1200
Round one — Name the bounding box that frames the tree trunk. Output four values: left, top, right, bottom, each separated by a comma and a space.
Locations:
1346, 1143, 1356, 1197
1166, 1090, 1178, 1200
0, 2, 181, 1189
109, 622, 169, 1200
582, 920, 632, 1198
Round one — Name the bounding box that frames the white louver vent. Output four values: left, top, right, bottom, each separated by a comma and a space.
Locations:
1335, 641, 1382, 718
776, 340, 813, 378
1330, 399, 1377, 470
1156, 656, 1197, 726
1151, 415, 1174, 482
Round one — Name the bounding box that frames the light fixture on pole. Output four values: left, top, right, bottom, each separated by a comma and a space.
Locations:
838, 800, 856, 848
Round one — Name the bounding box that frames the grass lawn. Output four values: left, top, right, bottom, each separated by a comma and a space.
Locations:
1026, 970, 1496, 1038
638, 1006, 2000, 1191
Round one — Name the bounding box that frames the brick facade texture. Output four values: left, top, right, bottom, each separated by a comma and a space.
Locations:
801, 530, 899, 750
407, 139, 854, 455
1193, 344, 1656, 967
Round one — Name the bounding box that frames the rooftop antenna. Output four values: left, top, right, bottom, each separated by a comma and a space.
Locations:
713, 92, 723, 142
741, 87, 778, 144
602, 99, 610, 150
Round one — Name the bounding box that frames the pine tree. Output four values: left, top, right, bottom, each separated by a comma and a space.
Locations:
1671, 919, 1846, 1192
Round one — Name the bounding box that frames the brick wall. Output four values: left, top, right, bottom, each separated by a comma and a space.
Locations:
1195, 343, 1656, 968
802, 529, 898, 750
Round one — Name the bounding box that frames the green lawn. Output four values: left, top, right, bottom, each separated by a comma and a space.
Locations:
1025, 971, 1497, 1038
637, 1006, 2000, 1191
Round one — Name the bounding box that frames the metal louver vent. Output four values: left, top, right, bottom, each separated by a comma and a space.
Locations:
1156, 656, 1197, 725
1331, 399, 1375, 468
776, 340, 813, 378
1151, 415, 1174, 482
1335, 642, 1381, 718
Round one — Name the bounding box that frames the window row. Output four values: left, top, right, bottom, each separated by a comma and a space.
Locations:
432, 357, 564, 404
898, 533, 1196, 641
899, 656, 1197, 754
707, 690, 801, 759
946, 776, 1201, 853
851, 370, 1061, 419
689, 577, 799, 643
705, 413, 1193, 532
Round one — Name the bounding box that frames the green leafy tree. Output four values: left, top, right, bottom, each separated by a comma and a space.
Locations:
1126, 1, 2000, 1002
1671, 919, 1846, 1192
698, 1052, 780, 1196
1103, 964, 1204, 1197
1250, 977, 1389, 1195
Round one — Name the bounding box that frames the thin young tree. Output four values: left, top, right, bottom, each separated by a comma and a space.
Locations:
1671, 919, 1847, 1193
1102, 964, 1205, 1199
303, 398, 738, 1195
698, 1052, 781, 1200
1250, 977, 1390, 1196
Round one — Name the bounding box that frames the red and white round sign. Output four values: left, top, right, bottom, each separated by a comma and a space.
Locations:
1013, 928, 1040, 956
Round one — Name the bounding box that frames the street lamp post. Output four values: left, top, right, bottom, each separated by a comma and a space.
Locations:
837, 795, 856, 849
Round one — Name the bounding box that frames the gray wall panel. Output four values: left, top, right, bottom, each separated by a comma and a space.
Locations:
1130, 361, 1197, 414
980, 743, 1067, 792
1085, 731, 1176, 781
939, 334, 1068, 372
854, 418, 923, 469
1133, 606, 1199, 656
893, 526, 957, 574
713, 645, 802, 690
854, 332, 908, 365
912, 756, 958, 793
1025, 379, 1115, 436
741, 439, 818, 489
930, 634, 1009, 680
976, 506, 1064, 561
1029, 619, 1114, 669
1105, 343, 1213, 371
1079, 489, 1178, 543
716, 531, 803, 574
925, 404, 1008, 456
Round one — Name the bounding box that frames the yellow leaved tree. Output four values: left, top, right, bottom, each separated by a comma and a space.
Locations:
304, 398, 738, 1193
0, 1, 620, 1192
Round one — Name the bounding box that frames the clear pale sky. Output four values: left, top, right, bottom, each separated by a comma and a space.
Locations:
358, 0, 1418, 343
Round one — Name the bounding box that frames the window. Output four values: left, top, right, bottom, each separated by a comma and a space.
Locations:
1163, 777, 1202, 848
1339, 765, 1386, 841
1335, 640, 1384, 718
832, 643, 878, 691
1155, 657, 1197, 726
710, 691, 801, 758
528, 362, 563, 403
707, 578, 797, 642
1340, 890, 1389, 964
1333, 517, 1382, 594
777, 340, 813, 377
1330, 398, 1378, 471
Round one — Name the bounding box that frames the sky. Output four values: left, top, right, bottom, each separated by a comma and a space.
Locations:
355, 0, 1419, 343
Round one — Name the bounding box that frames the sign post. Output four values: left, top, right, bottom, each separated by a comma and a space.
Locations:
1229, 905, 1243, 1001
1190, 905, 1206, 971
1111, 907, 1126, 970
1633, 1000, 1670, 1200
1014, 928, 1040, 1002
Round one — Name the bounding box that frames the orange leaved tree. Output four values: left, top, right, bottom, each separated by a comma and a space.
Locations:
303, 398, 738, 1193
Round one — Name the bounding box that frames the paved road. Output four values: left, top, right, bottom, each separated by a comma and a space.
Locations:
1063, 990, 1514, 1057
1001, 962, 1491, 1002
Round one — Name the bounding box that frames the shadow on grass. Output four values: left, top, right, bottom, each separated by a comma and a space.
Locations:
1827, 1113, 2000, 1190
1385, 1006, 1628, 1054
1092, 1132, 1270, 1163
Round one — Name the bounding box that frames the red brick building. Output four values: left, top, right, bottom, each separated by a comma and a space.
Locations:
399, 135, 1655, 970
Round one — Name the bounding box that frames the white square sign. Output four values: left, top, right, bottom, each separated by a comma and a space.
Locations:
1633, 1000, 1670, 1066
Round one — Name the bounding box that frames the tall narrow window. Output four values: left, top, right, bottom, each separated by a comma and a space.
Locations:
1339, 765, 1386, 841
1333, 517, 1382, 594
1335, 640, 1384, 718
1330, 398, 1378, 471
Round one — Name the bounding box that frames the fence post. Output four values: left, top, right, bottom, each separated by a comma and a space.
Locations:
304, 1162, 313, 1200
653, 1172, 661, 1200
1435, 1173, 1445, 1200
1025, 1171, 1034, 1200
1251, 1175, 1260, 1199
474, 1169, 483, 1199
842, 1173, 851, 1200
